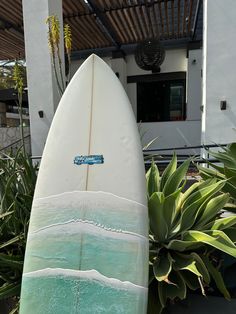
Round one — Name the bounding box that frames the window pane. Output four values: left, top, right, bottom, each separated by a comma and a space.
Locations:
137, 79, 185, 123
169, 83, 184, 121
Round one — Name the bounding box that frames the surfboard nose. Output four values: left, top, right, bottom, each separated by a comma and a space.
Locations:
84, 53, 104, 67
71, 53, 107, 85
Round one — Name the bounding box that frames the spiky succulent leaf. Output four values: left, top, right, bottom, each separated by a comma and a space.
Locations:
200, 143, 236, 202
183, 230, 236, 257
0, 254, 23, 271
163, 188, 182, 234
211, 216, 236, 230
172, 252, 202, 277
191, 253, 210, 284
148, 152, 236, 312
149, 192, 167, 241
0, 151, 37, 308
202, 255, 231, 300
207, 147, 236, 169
180, 179, 216, 206
225, 167, 236, 179
180, 270, 200, 290
153, 252, 173, 282
195, 193, 230, 228
160, 152, 177, 191
182, 179, 224, 211
0, 283, 21, 300
159, 271, 187, 302
146, 160, 159, 197
166, 239, 202, 252
179, 181, 226, 232
198, 165, 224, 180
163, 159, 190, 197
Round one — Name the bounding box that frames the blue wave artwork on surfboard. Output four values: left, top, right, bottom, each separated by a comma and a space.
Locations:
20, 55, 149, 314
74, 155, 104, 165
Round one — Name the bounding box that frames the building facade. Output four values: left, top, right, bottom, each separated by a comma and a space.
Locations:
71, 47, 202, 154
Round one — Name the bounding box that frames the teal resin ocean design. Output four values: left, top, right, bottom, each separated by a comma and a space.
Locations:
21, 269, 147, 314
20, 191, 149, 314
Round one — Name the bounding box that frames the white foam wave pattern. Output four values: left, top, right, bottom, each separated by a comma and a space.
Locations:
29, 219, 148, 242
33, 190, 147, 213
23, 268, 148, 293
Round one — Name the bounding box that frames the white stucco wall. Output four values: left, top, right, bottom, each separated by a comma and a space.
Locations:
126, 49, 187, 76
140, 121, 201, 155
202, 0, 236, 145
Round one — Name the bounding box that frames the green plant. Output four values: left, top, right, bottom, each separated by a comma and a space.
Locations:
46, 15, 72, 95
0, 60, 26, 90
13, 61, 26, 157
198, 143, 236, 212
147, 154, 236, 313
64, 23, 72, 85
0, 150, 37, 312
0, 53, 38, 314
0, 64, 36, 309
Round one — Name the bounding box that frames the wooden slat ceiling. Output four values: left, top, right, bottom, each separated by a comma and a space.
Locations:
0, 0, 202, 60
0, 0, 24, 59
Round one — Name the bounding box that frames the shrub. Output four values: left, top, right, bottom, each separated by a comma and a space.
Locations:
0, 150, 37, 312
147, 154, 236, 313
198, 143, 236, 212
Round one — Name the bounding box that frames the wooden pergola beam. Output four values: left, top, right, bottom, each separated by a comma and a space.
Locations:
86, 0, 121, 47
102, 0, 169, 12
191, 0, 202, 40
0, 15, 23, 36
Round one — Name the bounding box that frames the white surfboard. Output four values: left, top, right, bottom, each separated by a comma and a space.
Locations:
20, 54, 149, 314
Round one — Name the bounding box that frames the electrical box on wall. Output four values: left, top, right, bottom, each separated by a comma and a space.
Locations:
220, 100, 227, 110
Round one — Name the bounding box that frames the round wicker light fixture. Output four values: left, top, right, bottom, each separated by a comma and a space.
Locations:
135, 39, 166, 72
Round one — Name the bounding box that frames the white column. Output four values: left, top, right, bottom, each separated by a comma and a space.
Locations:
111, 57, 127, 92
22, 0, 65, 157
187, 49, 202, 121
202, 0, 236, 146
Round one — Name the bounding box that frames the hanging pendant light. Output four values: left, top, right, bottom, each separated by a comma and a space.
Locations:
135, 38, 166, 72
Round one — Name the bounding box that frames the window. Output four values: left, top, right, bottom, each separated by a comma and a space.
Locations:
137, 79, 186, 123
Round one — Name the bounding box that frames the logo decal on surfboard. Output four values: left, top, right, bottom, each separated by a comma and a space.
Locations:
74, 155, 104, 165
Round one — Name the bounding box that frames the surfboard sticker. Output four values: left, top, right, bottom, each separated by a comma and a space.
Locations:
74, 154, 104, 165
20, 54, 148, 314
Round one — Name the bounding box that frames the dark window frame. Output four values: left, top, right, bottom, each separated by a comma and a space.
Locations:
127, 71, 186, 84
127, 72, 186, 123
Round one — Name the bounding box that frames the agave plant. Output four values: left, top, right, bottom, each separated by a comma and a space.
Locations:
0, 150, 37, 313
198, 143, 236, 212
147, 153, 236, 313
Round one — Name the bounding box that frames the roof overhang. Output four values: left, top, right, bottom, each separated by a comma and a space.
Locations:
0, 0, 203, 60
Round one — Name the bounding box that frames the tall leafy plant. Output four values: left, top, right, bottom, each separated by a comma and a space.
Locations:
147, 154, 236, 313
46, 15, 72, 95
0, 60, 38, 313
13, 61, 26, 157
0, 151, 37, 313
0, 60, 27, 90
